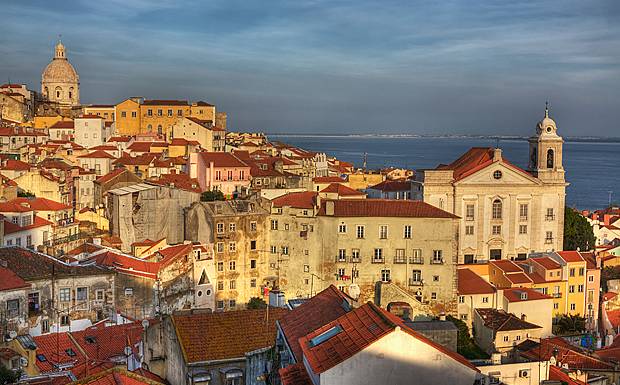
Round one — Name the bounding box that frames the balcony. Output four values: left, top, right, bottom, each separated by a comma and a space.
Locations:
553, 293, 562, 298
409, 256, 424, 265
350, 256, 360, 263
335, 256, 347, 263
545, 215, 556, 221
430, 258, 444, 265
43, 232, 84, 247
371, 257, 384, 264
393, 256, 406, 264
409, 278, 424, 286
545, 238, 554, 244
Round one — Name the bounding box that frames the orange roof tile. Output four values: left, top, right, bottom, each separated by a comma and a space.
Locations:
279, 363, 312, 385
531, 256, 562, 270
320, 183, 365, 196
490, 259, 523, 273
0, 266, 30, 291
272, 192, 318, 209
198, 152, 248, 168
317, 199, 459, 218
457, 269, 495, 295
558, 251, 585, 263
503, 287, 552, 302
78, 150, 116, 159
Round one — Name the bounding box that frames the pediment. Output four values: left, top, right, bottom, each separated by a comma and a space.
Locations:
456, 161, 541, 186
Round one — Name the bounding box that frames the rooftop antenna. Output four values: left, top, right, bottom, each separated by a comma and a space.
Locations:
495, 137, 500, 149
609, 191, 613, 207
545, 100, 550, 118
363, 152, 367, 173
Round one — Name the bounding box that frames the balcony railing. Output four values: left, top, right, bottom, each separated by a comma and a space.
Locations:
409, 256, 424, 265
371, 257, 384, 264
335, 256, 347, 263
409, 278, 424, 286
43, 232, 84, 247
351, 256, 360, 263
394, 256, 406, 264
553, 293, 562, 298
545, 238, 554, 244
430, 258, 444, 265
545, 215, 556, 221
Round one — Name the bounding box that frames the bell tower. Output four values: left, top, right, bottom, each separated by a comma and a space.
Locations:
528, 102, 565, 183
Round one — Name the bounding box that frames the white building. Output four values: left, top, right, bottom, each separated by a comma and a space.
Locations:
74, 115, 114, 148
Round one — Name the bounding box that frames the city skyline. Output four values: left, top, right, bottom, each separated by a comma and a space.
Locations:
1, 0, 619, 136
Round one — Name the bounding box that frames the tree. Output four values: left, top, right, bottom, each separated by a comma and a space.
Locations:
17, 190, 35, 198
200, 190, 225, 202
247, 297, 267, 309
447, 315, 489, 359
0, 364, 21, 385
563, 207, 596, 251
554, 314, 586, 335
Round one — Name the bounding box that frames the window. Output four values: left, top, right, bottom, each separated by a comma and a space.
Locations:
519, 225, 528, 234
482, 297, 489, 303
131, 111, 137, 118
250, 221, 257, 231
431, 292, 437, 300
217, 281, 224, 290
167, 109, 173, 117
588, 275, 594, 282
250, 279, 256, 288
546, 208, 555, 221
229, 223, 236, 232
250, 259, 257, 269
394, 249, 406, 264
411, 270, 422, 284
465, 225, 474, 235
432, 250, 443, 264
304, 264, 310, 272
493, 170, 502, 179
547, 149, 554, 168
147, 109, 153, 116
336, 268, 346, 280
338, 249, 347, 262
60, 315, 70, 326
338, 223, 347, 233
282, 246, 289, 255
41, 319, 49, 334
229, 242, 236, 253
229, 261, 236, 271
459, 296, 465, 304
157, 109, 163, 116
284, 223, 290, 230
177, 109, 183, 116
492, 225, 501, 235
404, 225, 412, 239
379, 225, 388, 239
554, 303, 559, 309
96, 290, 104, 301
433, 275, 440, 282
217, 242, 224, 253
59, 288, 71, 302
351, 249, 360, 263
6, 299, 19, 318
381, 269, 391, 282
466, 204, 475, 220
121, 111, 127, 118
578, 284, 584, 293
503, 335, 509, 342
579, 267, 585, 276
519, 204, 528, 220
28, 292, 40, 313
217, 223, 224, 233
492, 199, 502, 219
545, 231, 553, 244
352, 269, 359, 278
569, 268, 575, 277
460, 314, 468, 320
410, 249, 423, 264
76, 287, 88, 302
217, 301, 224, 309
229, 280, 236, 290
271, 220, 278, 230
250, 240, 256, 250
356, 225, 365, 239
373, 248, 383, 263
569, 285, 575, 293
570, 303, 576, 311
515, 335, 521, 341
124, 287, 133, 296
229, 300, 236, 308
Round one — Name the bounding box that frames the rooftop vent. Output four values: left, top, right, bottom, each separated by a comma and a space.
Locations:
308, 325, 343, 347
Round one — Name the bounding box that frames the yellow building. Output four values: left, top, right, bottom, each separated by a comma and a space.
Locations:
140, 99, 191, 136
190, 101, 216, 121
114, 98, 142, 135
171, 116, 225, 151
347, 172, 384, 190
33, 115, 68, 129
83, 104, 115, 122
556, 251, 588, 318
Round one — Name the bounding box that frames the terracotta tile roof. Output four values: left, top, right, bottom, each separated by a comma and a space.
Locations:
85, 251, 159, 279
272, 192, 318, 209
505, 272, 533, 285
34, 331, 88, 373
0, 127, 47, 137
10, 197, 71, 211
278, 285, 351, 363
279, 363, 312, 385
71, 321, 146, 363
557, 251, 585, 263
519, 337, 613, 370
317, 199, 459, 218
0, 200, 35, 213
114, 154, 157, 166
0, 174, 16, 187
147, 173, 202, 193
107, 136, 132, 143
173, 307, 289, 363
4, 215, 53, 234
0, 266, 30, 291
39, 158, 72, 170
312, 176, 345, 183
320, 183, 365, 196
603, 292, 617, 301
193, 101, 214, 107
0, 247, 109, 281
300, 302, 479, 374
127, 142, 155, 152
198, 152, 248, 168
0, 159, 30, 171
531, 256, 562, 270
457, 269, 495, 295
503, 287, 552, 302
490, 259, 523, 273
131, 239, 157, 247
68, 367, 164, 385
78, 150, 116, 159
95, 168, 129, 184
89, 145, 118, 151
435, 147, 533, 182
142, 99, 188, 106
79, 114, 103, 119
49, 121, 75, 129
149, 243, 193, 267
368, 179, 411, 192
185, 116, 214, 128
548, 366, 586, 385
476, 308, 542, 331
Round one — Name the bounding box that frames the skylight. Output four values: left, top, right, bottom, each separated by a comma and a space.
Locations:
65, 348, 76, 357
309, 325, 343, 347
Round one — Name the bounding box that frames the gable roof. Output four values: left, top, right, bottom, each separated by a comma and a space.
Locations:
490, 259, 523, 273
9, 197, 71, 211
299, 302, 479, 375
78, 150, 116, 159
457, 268, 495, 295
475, 308, 541, 331
320, 183, 365, 196
278, 285, 351, 362
172, 307, 289, 363
519, 337, 613, 370
368, 179, 411, 192
0, 266, 30, 291
198, 152, 248, 168
435, 147, 534, 182
272, 192, 318, 209
531, 256, 562, 270
0, 159, 30, 171
503, 287, 552, 302
147, 173, 201, 193
317, 199, 459, 218
557, 251, 585, 263
279, 363, 312, 385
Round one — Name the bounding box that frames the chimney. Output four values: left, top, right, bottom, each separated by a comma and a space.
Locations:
439, 313, 446, 321
491, 352, 502, 365
493, 148, 502, 162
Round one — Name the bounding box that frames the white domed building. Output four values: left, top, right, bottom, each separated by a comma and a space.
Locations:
41, 41, 80, 107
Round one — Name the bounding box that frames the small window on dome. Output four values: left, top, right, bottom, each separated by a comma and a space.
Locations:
546, 127, 552, 133
493, 170, 502, 180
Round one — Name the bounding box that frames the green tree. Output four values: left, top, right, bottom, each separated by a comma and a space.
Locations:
554, 314, 586, 335
247, 297, 267, 309
563, 207, 595, 251
200, 190, 225, 202
0, 364, 21, 385
447, 315, 489, 359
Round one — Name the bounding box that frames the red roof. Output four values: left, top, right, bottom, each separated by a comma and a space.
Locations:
548, 366, 586, 385
142, 99, 188, 106
73, 367, 164, 385
279, 363, 312, 385
272, 192, 318, 209
436, 147, 532, 182
503, 287, 552, 302
198, 152, 248, 168
457, 269, 495, 295
4, 215, 53, 235
368, 179, 411, 192
127, 142, 156, 152
603, 292, 618, 301
185, 116, 215, 128
79, 114, 103, 119
312, 176, 345, 183
107, 136, 132, 143
34, 331, 88, 374
0, 159, 30, 171
320, 183, 365, 196
531, 256, 562, 270
300, 302, 479, 374
558, 251, 585, 263
490, 259, 523, 273
505, 272, 533, 285
86, 251, 160, 279
96, 168, 129, 184
89, 145, 118, 151
317, 199, 459, 218
10, 197, 71, 211
278, 285, 351, 362
78, 150, 116, 159
49, 121, 74, 129
607, 309, 620, 329
0, 266, 30, 291
520, 337, 613, 370
148, 173, 201, 193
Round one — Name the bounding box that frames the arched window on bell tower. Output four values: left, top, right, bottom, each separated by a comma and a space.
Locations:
547, 149, 554, 169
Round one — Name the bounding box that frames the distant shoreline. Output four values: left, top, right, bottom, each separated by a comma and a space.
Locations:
265, 133, 620, 144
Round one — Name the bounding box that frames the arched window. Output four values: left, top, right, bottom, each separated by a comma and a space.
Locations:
55, 87, 62, 99
44, 87, 49, 98
492, 199, 502, 219
157, 125, 163, 134
547, 149, 554, 169
69, 87, 74, 99
147, 124, 152, 132
438, 198, 444, 209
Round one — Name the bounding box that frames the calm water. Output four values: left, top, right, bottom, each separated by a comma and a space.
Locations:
269, 135, 620, 210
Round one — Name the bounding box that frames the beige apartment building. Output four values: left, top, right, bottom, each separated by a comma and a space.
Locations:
416, 106, 567, 263
268, 193, 460, 314
172, 116, 225, 151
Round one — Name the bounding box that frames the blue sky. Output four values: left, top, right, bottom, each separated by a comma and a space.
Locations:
1, 0, 619, 136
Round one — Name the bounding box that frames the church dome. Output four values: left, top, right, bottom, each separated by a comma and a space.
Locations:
42, 42, 79, 84
536, 103, 557, 134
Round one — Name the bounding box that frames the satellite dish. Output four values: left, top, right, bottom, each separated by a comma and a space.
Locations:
19, 357, 28, 367
348, 284, 360, 299
8, 331, 17, 339
141, 319, 150, 329
124, 346, 133, 356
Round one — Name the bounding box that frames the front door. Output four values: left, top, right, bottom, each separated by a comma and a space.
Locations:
490, 249, 502, 260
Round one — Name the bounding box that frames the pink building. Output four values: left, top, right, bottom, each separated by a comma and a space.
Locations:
188, 152, 251, 197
